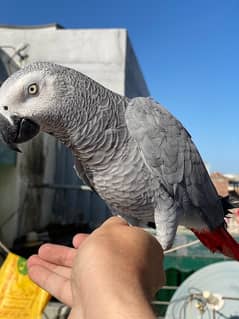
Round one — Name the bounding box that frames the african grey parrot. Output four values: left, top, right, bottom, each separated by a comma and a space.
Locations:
0, 62, 238, 259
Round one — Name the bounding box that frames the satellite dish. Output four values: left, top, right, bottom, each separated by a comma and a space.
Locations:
165, 261, 239, 319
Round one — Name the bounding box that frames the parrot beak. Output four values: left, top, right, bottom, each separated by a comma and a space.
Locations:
0, 113, 40, 152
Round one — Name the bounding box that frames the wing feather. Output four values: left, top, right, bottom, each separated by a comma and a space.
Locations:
125, 97, 224, 229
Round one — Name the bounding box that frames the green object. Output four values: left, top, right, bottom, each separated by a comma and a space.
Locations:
153, 231, 237, 317
164, 231, 229, 271
0, 144, 16, 165
154, 268, 193, 317
17, 256, 28, 275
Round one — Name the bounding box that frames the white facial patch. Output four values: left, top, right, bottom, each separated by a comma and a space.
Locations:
0, 109, 14, 125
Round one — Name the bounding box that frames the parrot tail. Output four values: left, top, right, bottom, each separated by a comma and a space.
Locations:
191, 226, 239, 261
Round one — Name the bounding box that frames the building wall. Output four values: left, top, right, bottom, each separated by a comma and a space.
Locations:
210, 172, 229, 197
125, 35, 150, 98
0, 26, 126, 94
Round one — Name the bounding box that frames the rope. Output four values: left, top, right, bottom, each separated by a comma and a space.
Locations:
141, 224, 201, 254
0, 241, 10, 254
164, 239, 200, 254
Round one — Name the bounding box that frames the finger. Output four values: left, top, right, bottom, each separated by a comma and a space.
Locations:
72, 233, 89, 248
102, 216, 130, 227
28, 255, 71, 279
28, 263, 72, 307
38, 244, 77, 267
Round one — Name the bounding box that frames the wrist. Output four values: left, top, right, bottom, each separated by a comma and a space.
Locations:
76, 275, 156, 319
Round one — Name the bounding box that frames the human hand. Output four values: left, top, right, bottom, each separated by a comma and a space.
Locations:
27, 216, 165, 319
27, 232, 88, 306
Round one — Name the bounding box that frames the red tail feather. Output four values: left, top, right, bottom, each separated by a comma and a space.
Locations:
191, 226, 239, 260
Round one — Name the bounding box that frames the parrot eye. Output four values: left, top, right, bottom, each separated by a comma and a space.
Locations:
27, 83, 39, 95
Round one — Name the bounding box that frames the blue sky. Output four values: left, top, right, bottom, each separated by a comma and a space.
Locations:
0, 0, 238, 173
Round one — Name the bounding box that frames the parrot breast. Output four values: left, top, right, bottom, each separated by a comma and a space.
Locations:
77, 135, 155, 221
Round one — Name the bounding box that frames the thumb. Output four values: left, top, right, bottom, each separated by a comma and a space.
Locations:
102, 215, 130, 227
72, 234, 89, 248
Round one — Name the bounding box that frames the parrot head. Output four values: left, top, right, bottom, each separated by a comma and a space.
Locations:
0, 62, 77, 151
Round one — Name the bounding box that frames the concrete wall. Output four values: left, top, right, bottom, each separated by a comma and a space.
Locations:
0, 25, 149, 246
0, 26, 149, 96
0, 26, 126, 94
125, 35, 150, 97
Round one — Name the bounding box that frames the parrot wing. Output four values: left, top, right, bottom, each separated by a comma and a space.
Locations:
125, 97, 224, 230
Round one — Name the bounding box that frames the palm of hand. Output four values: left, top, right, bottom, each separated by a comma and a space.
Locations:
27, 234, 88, 307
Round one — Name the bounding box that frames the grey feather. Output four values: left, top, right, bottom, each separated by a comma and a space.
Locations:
125, 97, 224, 232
